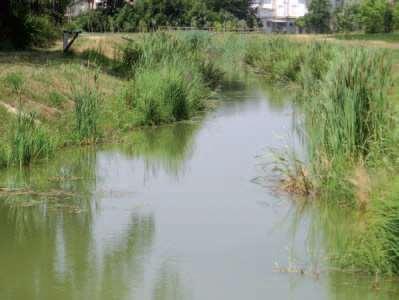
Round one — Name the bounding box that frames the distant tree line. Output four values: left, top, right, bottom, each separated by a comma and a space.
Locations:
72, 0, 258, 33
0, 0, 257, 49
298, 0, 399, 34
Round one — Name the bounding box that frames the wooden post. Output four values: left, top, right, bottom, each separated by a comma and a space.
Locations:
63, 30, 82, 53
63, 31, 70, 51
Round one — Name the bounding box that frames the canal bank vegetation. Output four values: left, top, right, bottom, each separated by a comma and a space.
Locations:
245, 36, 399, 274
2, 31, 399, 275
0, 32, 244, 168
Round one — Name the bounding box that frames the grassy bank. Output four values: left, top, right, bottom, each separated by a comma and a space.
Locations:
0, 32, 239, 168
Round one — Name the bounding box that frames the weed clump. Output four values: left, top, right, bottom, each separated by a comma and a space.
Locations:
127, 64, 206, 125
245, 37, 305, 82
8, 113, 54, 167
73, 85, 101, 142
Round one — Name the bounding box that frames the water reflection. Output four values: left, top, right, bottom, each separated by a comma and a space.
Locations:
119, 122, 199, 179
152, 262, 189, 300
0, 119, 197, 300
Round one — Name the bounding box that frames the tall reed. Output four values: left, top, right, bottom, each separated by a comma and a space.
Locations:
126, 62, 206, 125
8, 113, 54, 167
306, 48, 391, 165
73, 85, 101, 142
245, 37, 305, 82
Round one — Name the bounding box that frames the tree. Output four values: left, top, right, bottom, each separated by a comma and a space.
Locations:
333, 4, 362, 32
303, 0, 331, 33
360, 0, 394, 33
0, 0, 73, 49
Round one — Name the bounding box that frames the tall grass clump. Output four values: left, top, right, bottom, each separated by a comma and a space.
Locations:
8, 113, 54, 167
304, 48, 392, 201
212, 33, 248, 81
4, 72, 24, 107
126, 63, 207, 125
297, 42, 336, 99
245, 37, 305, 82
73, 85, 101, 142
0, 143, 8, 168
120, 32, 225, 88
119, 40, 143, 74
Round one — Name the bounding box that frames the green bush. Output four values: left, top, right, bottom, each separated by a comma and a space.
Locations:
334, 4, 362, 32
25, 15, 58, 47
76, 10, 111, 32
120, 41, 143, 72
360, 0, 393, 33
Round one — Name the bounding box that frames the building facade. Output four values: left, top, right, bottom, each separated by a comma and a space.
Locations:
251, 0, 308, 33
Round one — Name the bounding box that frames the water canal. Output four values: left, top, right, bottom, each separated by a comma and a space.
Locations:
0, 83, 398, 299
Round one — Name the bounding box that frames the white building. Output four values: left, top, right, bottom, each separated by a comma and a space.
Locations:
251, 0, 308, 33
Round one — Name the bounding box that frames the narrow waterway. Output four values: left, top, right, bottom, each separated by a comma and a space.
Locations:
0, 84, 398, 299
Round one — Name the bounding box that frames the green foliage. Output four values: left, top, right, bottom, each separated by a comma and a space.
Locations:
0, 143, 7, 168
24, 15, 59, 47
303, 0, 332, 33
298, 42, 335, 98
304, 48, 392, 200
394, 3, 399, 30
245, 37, 305, 82
4, 72, 24, 95
360, 0, 394, 33
333, 4, 362, 33
127, 63, 206, 125
75, 0, 256, 32
1, 0, 66, 49
121, 41, 144, 71
9, 113, 54, 167
48, 91, 65, 107
76, 10, 112, 32
73, 85, 101, 142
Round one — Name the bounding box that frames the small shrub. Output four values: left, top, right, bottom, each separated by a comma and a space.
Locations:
120, 41, 143, 72
360, 0, 393, 33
